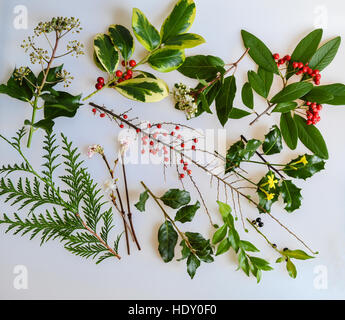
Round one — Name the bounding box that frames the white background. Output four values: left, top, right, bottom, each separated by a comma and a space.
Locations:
0, 0, 345, 300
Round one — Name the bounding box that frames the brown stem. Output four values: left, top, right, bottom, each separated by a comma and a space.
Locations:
240, 135, 285, 179
250, 100, 275, 126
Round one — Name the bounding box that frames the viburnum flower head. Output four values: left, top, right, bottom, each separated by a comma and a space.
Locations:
173, 83, 198, 120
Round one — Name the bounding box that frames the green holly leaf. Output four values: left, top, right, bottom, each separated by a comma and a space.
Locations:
212, 224, 228, 245
178, 240, 191, 261
132, 8, 160, 51
283, 249, 314, 260
185, 232, 213, 263
160, 189, 191, 209
281, 180, 302, 213
158, 221, 178, 263
164, 33, 205, 49
286, 258, 297, 279
283, 154, 325, 180
215, 75, 236, 126
115, 78, 169, 102
178, 55, 225, 79
93, 34, 119, 74
286, 29, 323, 80
272, 101, 298, 113
134, 190, 149, 212
262, 125, 283, 155
308, 37, 341, 71
228, 108, 251, 119
30, 118, 55, 134
241, 82, 254, 109
280, 112, 298, 150
108, 24, 134, 62
93, 51, 106, 72
270, 82, 313, 104
160, 0, 196, 43
294, 115, 328, 159
215, 237, 231, 256
257, 171, 281, 213
148, 47, 185, 72
175, 201, 200, 223
240, 240, 259, 252
241, 30, 279, 74
187, 253, 200, 279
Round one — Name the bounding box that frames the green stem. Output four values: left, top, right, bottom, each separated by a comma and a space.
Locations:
242, 160, 285, 167
235, 172, 258, 187
26, 98, 38, 148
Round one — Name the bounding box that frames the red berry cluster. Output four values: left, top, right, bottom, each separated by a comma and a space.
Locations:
116, 59, 136, 84
95, 77, 105, 90
273, 53, 322, 85
305, 101, 322, 125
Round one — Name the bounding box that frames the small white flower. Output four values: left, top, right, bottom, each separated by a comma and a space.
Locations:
87, 144, 103, 158
118, 129, 136, 155
104, 179, 116, 192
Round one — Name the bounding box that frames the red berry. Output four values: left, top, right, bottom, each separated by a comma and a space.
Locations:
123, 114, 128, 119
150, 141, 154, 146
307, 120, 312, 125
175, 126, 180, 130
129, 60, 136, 67
127, 69, 133, 76
193, 138, 198, 143
157, 124, 162, 129
315, 80, 320, 85
95, 83, 103, 90
120, 124, 124, 128
116, 70, 123, 78
181, 143, 185, 148
273, 53, 280, 60
124, 74, 130, 80
306, 101, 311, 106
118, 78, 124, 83
292, 62, 299, 69
187, 170, 192, 175
302, 67, 308, 73
284, 55, 291, 61
314, 69, 320, 75
180, 174, 185, 179
296, 70, 303, 75
278, 59, 284, 65
298, 62, 304, 69
92, 108, 97, 113
97, 77, 104, 85
317, 104, 322, 111
315, 74, 321, 80
100, 113, 105, 118
136, 128, 141, 133
192, 145, 196, 150
180, 159, 184, 164
121, 61, 127, 67
170, 131, 175, 136
183, 166, 187, 171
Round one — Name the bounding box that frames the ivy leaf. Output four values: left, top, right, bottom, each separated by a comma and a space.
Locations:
262, 125, 283, 155
212, 224, 228, 245
280, 112, 298, 150
148, 48, 185, 72
164, 33, 205, 49
187, 253, 200, 279
37, 65, 64, 92
257, 171, 281, 213
160, 189, 191, 209
308, 37, 341, 71
307, 84, 345, 105
240, 240, 259, 252
115, 78, 169, 102
175, 201, 200, 223
178, 55, 225, 79
270, 82, 313, 104
281, 180, 302, 213
158, 221, 178, 263
134, 190, 149, 212
283, 154, 325, 180
302, 87, 334, 104
93, 34, 119, 74
272, 101, 298, 113
215, 237, 231, 256
286, 29, 323, 79
160, 0, 196, 43
294, 115, 328, 159
283, 249, 314, 260
132, 8, 160, 51
286, 258, 297, 279
228, 108, 251, 119
241, 82, 254, 109
0, 69, 34, 102
108, 24, 134, 62
215, 75, 236, 126
241, 30, 279, 74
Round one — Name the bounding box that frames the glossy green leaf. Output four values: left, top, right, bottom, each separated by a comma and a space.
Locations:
258, 67, 274, 97
257, 171, 281, 213
302, 87, 334, 104
187, 253, 200, 279
31, 119, 55, 134
115, 78, 169, 102
178, 240, 191, 261
241, 30, 279, 74
304, 84, 345, 105
228, 228, 240, 253
94, 34, 119, 74
160, 189, 191, 209
212, 224, 228, 245
216, 201, 233, 225
132, 8, 160, 51
270, 82, 313, 104
175, 201, 200, 223
178, 55, 225, 79
238, 249, 250, 276
262, 125, 283, 155
309, 37, 341, 71
272, 101, 298, 113
281, 180, 302, 212
286, 259, 297, 279
240, 240, 259, 252
158, 221, 178, 262
108, 24, 134, 61
280, 112, 298, 150
294, 115, 329, 159
37, 65, 64, 92
164, 33, 205, 49
283, 154, 325, 180
247, 71, 267, 98
283, 249, 314, 260
249, 257, 273, 271
185, 232, 213, 263
134, 190, 149, 212
241, 82, 254, 109
148, 47, 185, 72
215, 75, 236, 126
228, 108, 251, 119
93, 51, 106, 72
161, 0, 196, 43
215, 237, 231, 256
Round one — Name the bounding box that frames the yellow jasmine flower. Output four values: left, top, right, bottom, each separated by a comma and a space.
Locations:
267, 174, 278, 189
300, 155, 308, 166
266, 193, 274, 201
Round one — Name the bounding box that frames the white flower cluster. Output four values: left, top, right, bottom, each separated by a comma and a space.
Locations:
87, 144, 104, 158
173, 83, 198, 120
